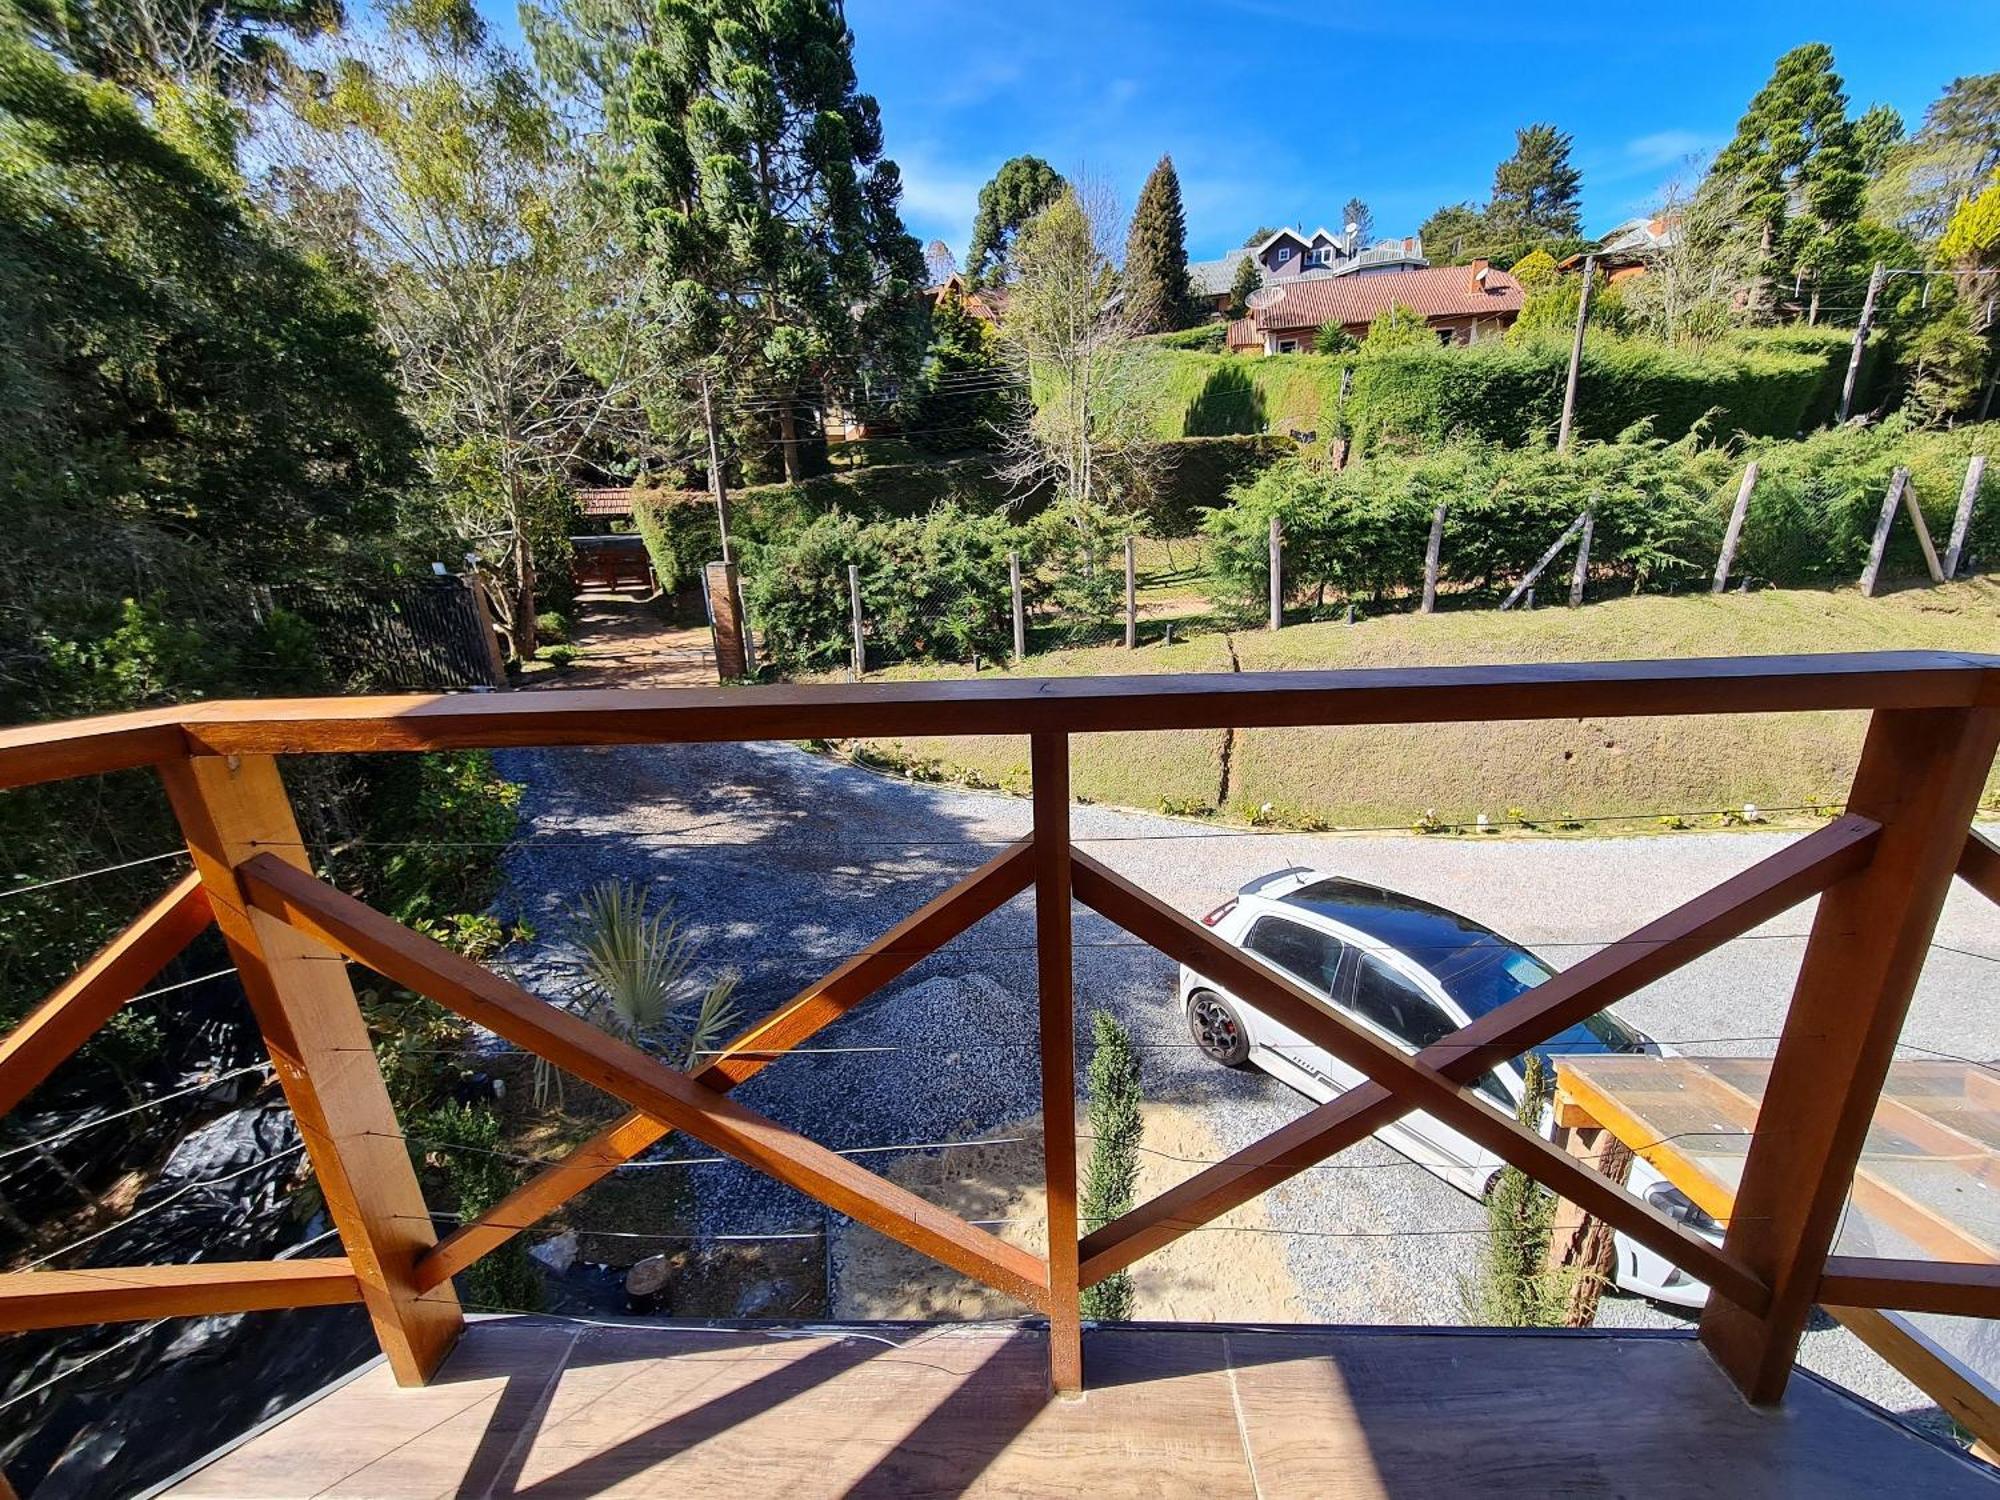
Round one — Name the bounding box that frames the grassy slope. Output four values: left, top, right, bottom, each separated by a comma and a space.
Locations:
843, 581, 2000, 830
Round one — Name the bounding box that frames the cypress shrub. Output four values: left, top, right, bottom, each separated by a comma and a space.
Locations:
1079, 1009, 1142, 1321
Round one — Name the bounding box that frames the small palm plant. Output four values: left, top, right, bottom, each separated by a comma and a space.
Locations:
533, 880, 741, 1107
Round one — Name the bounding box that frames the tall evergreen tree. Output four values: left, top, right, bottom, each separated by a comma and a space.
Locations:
1699, 43, 1864, 321
1226, 253, 1262, 320
1123, 153, 1193, 333
966, 154, 1065, 285
1342, 196, 1372, 245
622, 0, 925, 510
1485, 124, 1582, 242
1419, 201, 1489, 264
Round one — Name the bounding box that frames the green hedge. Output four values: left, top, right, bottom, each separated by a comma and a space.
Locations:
1202, 419, 2000, 617
1137, 332, 1848, 453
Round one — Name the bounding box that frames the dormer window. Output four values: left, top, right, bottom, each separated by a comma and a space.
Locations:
1275, 245, 1293, 265
1308, 247, 1333, 267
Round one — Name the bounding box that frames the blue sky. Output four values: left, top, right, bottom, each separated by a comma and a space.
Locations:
481, 1, 1999, 259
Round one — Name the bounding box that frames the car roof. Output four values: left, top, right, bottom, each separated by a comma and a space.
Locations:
1274, 875, 1524, 963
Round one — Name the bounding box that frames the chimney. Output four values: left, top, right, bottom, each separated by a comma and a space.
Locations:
1469, 257, 1491, 291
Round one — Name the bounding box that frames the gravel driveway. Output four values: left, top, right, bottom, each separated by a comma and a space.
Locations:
493, 738, 2000, 1428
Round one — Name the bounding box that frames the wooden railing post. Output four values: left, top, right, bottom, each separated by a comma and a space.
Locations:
159, 754, 461, 1386
1699, 705, 2000, 1403
1031, 732, 1082, 1394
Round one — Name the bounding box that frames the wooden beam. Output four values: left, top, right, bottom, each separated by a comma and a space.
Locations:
1903, 478, 1946, 584
1701, 705, 2000, 1405
1567, 505, 1595, 608
7, 655, 2000, 794
1076, 816, 1877, 1284
1943, 456, 1986, 581
1420, 502, 1447, 614
1501, 511, 1589, 611
1829, 1305, 2000, 1454
160, 756, 463, 1387
417, 837, 1036, 1291
1958, 827, 2000, 907
1068, 851, 1769, 1310
1819, 1257, 2000, 1318
1860, 468, 1911, 597
239, 855, 1051, 1313
0, 1259, 362, 1332
0, 872, 210, 1120
1032, 735, 1081, 1393
1713, 462, 1759, 593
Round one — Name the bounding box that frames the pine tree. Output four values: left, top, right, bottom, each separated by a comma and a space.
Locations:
1226, 254, 1263, 320
1699, 43, 1864, 321
622, 0, 926, 509
1419, 201, 1489, 264
1486, 124, 1582, 243
1342, 196, 1373, 245
966, 155, 1066, 286
1123, 154, 1193, 333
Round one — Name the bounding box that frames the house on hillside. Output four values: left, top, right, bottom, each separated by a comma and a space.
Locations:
1189, 227, 1429, 313
1225, 259, 1524, 354
1558, 215, 1681, 283
929, 272, 1006, 324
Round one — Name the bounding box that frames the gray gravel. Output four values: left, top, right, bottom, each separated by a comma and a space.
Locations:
491, 739, 2000, 1429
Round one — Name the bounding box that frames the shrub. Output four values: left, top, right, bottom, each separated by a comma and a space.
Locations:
412, 1101, 544, 1312
1079, 1009, 1142, 1321
1362, 303, 1435, 350
537, 642, 580, 670
534, 610, 570, 644
1466, 1055, 1570, 1326
1145, 324, 1228, 352
1134, 435, 1294, 536
336, 751, 522, 928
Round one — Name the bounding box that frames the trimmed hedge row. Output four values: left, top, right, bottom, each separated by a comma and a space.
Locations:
1138, 331, 1851, 453
1201, 419, 2000, 618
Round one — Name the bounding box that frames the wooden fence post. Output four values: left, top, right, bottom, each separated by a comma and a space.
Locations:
1501, 510, 1589, 611
847, 564, 865, 681
1124, 534, 1137, 649
1031, 733, 1082, 1395
1010, 550, 1026, 663
1557, 253, 1595, 453
1268, 515, 1283, 632
1567, 506, 1595, 608
1421, 503, 1447, 614
1700, 704, 2000, 1404
1713, 462, 1759, 594
736, 573, 758, 676
159, 754, 462, 1387
1837, 263, 1884, 424
1860, 467, 1910, 597
1943, 456, 1986, 581
460, 574, 509, 686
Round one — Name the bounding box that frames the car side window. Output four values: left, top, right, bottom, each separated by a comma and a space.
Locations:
1242, 916, 1343, 996
1350, 953, 1458, 1050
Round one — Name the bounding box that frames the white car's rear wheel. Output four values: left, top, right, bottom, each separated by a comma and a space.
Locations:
1188, 990, 1252, 1067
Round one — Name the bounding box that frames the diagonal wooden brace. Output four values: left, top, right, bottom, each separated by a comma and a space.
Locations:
1069, 816, 1883, 1300
239, 854, 1051, 1312
415, 836, 1035, 1290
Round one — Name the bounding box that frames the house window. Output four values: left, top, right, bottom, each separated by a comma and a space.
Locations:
1275, 245, 1293, 265
1308, 247, 1333, 267
1277, 339, 1299, 354
1436, 328, 1456, 346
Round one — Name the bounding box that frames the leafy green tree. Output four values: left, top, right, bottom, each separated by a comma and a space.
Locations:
5, 0, 339, 98
1485, 124, 1582, 243
620, 0, 927, 515
966, 153, 1064, 286
1362, 303, 1434, 350
1342, 196, 1372, 244
1420, 201, 1489, 264
274, 0, 644, 656
1226, 253, 1263, 320
1123, 153, 1193, 333
1698, 43, 1866, 322
1510, 247, 1558, 288
909, 287, 1011, 451
1869, 74, 2000, 245
1242, 224, 1278, 247
1942, 169, 2000, 267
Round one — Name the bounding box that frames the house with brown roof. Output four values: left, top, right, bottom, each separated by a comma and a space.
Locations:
1188, 228, 1428, 314
1225, 258, 1524, 354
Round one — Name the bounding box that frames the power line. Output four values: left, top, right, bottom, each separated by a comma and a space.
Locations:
1, 850, 190, 903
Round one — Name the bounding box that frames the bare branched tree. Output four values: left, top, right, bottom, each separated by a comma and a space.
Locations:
995, 175, 1165, 512
1622, 167, 1762, 349
260, 9, 659, 655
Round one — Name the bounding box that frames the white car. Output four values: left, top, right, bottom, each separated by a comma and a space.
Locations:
1180, 867, 1721, 1308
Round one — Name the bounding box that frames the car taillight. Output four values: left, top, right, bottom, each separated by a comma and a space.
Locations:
1200, 897, 1238, 927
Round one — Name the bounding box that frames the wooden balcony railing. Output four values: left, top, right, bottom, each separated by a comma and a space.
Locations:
0, 651, 1996, 1404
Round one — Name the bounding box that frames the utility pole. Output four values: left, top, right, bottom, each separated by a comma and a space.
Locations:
700, 369, 733, 562
1268, 515, 1283, 632
1557, 255, 1595, 454
1836, 263, 1884, 424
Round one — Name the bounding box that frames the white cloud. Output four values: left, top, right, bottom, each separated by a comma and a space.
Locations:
1623, 130, 1712, 171
890, 150, 985, 246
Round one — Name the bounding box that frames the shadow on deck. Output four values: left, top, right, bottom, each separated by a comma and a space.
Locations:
158, 1316, 1996, 1498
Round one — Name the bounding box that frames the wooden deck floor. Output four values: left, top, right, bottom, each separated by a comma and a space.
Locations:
159, 1317, 1997, 1499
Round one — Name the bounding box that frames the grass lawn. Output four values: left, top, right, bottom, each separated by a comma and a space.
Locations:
832, 579, 2000, 832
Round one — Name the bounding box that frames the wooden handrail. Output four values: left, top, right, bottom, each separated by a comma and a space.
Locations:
0, 1260, 363, 1331
1819, 1258, 2000, 1319
4, 651, 1997, 790
1960, 827, 2000, 906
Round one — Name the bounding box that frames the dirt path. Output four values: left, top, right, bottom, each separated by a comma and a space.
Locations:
548, 590, 714, 687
